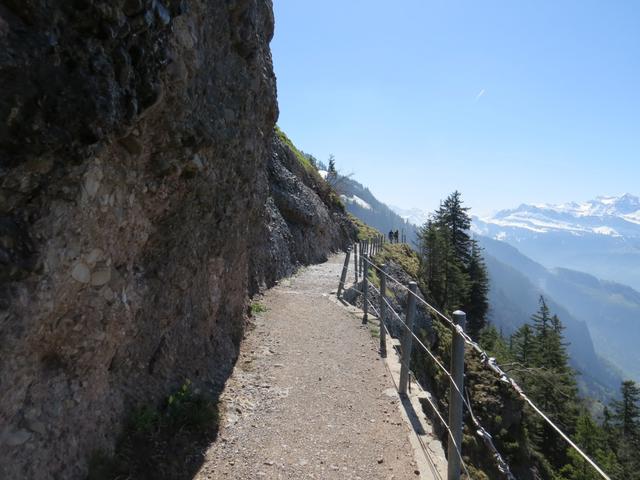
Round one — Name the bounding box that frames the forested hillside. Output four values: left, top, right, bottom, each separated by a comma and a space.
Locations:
331, 175, 418, 246
478, 235, 637, 387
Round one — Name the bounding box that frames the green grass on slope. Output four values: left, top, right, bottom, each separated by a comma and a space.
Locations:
348, 214, 382, 241
275, 126, 345, 211
275, 126, 317, 176
373, 243, 420, 279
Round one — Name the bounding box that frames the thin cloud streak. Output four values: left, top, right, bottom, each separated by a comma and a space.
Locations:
474, 89, 486, 102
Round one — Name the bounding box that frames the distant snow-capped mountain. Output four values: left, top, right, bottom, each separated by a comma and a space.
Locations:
473, 194, 640, 290
474, 194, 640, 238
389, 205, 430, 227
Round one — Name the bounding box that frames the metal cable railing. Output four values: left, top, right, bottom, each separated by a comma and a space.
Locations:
358, 273, 507, 478
347, 248, 611, 480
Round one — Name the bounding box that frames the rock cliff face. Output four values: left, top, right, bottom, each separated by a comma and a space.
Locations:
250, 135, 355, 292
0, 1, 352, 478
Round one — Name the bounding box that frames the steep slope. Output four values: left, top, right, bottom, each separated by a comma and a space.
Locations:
0, 2, 353, 479
337, 177, 419, 245
478, 235, 640, 382
543, 268, 640, 381
482, 250, 621, 399
250, 133, 355, 292
480, 236, 640, 383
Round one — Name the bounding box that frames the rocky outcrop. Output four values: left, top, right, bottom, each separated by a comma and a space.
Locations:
0, 1, 351, 479
250, 135, 355, 292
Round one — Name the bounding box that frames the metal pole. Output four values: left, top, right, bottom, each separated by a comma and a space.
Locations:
353, 242, 359, 283
336, 247, 351, 298
447, 310, 466, 480
362, 254, 369, 324
379, 264, 387, 358
399, 281, 417, 395
359, 241, 364, 276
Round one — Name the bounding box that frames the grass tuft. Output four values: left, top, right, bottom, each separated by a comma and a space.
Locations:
250, 302, 268, 315
88, 380, 219, 480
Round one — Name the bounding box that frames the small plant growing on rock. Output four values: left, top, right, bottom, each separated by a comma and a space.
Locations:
88, 380, 219, 480
250, 302, 267, 315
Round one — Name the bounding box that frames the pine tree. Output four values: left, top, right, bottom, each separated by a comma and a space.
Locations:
525, 298, 579, 471
478, 324, 511, 363
464, 239, 489, 340
435, 191, 471, 264
559, 412, 622, 480
327, 154, 337, 181
418, 219, 450, 308
612, 380, 640, 439
531, 295, 552, 367
510, 323, 536, 390
418, 192, 487, 323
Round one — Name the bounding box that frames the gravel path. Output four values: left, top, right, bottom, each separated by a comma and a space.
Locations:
195, 254, 423, 479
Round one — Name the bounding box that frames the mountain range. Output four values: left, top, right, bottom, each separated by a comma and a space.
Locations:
473, 194, 640, 290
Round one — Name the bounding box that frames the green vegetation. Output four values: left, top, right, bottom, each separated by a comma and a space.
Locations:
250, 301, 268, 315
88, 380, 219, 480
373, 243, 420, 279
348, 213, 382, 241
475, 297, 636, 479
417, 191, 490, 339
275, 125, 316, 174
275, 126, 344, 211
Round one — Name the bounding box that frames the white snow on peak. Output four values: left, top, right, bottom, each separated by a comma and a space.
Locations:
389, 205, 430, 226
340, 194, 372, 210
476, 194, 640, 239
318, 170, 328, 179
593, 226, 620, 237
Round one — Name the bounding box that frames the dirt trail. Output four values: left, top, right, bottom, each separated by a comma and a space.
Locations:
195, 254, 425, 479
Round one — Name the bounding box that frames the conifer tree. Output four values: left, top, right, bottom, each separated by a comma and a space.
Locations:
559, 412, 623, 480
531, 295, 552, 367
327, 154, 337, 180
418, 192, 486, 335
464, 239, 490, 340
510, 323, 536, 390
612, 380, 640, 439
435, 191, 471, 264
418, 219, 451, 308
522, 298, 578, 470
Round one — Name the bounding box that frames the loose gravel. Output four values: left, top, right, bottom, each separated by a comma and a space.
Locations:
195, 254, 421, 479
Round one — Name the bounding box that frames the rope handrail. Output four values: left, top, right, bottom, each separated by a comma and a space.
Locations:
355, 248, 612, 480
367, 297, 472, 478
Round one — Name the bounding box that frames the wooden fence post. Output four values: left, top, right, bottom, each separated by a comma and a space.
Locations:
362, 254, 369, 324
336, 247, 351, 298
447, 310, 467, 480
353, 242, 359, 283
379, 264, 387, 358
399, 282, 417, 395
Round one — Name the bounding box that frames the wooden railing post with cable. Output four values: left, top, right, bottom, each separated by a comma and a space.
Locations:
362, 254, 369, 324
447, 310, 466, 480
399, 281, 417, 395
336, 247, 351, 299
353, 242, 359, 283
379, 263, 387, 358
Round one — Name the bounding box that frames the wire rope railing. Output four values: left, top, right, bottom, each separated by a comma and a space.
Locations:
340, 243, 612, 480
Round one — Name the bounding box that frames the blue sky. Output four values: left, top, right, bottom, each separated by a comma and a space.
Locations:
271, 0, 640, 216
